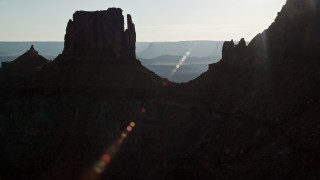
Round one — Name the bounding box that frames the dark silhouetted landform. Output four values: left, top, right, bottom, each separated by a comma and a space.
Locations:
1, 0, 320, 179
0, 41, 223, 82
63, 9, 135, 59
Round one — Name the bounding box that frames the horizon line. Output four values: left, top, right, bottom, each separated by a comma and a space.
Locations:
0, 40, 235, 43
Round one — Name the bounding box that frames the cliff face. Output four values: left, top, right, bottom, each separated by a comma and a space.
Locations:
191, 0, 320, 115
178, 1, 320, 170
167, 1, 320, 178
63, 8, 136, 60
217, 0, 320, 65
247, 0, 319, 62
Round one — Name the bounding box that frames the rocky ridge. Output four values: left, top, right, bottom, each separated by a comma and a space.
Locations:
0, 45, 49, 78
1, 1, 320, 180
186, 0, 320, 119
168, 1, 320, 178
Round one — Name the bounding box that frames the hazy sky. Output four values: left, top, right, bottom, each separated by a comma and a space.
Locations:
0, 0, 286, 42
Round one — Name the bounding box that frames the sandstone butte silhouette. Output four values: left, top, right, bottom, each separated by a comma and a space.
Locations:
0, 0, 320, 179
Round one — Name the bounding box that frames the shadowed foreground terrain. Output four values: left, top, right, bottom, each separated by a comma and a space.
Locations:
1, 0, 320, 179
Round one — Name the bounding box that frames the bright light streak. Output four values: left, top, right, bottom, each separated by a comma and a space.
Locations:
167, 48, 194, 80
92, 121, 138, 176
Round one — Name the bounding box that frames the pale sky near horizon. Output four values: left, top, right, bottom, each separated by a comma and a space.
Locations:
0, 0, 286, 42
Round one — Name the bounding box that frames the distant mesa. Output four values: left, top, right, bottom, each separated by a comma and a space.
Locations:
63, 8, 136, 60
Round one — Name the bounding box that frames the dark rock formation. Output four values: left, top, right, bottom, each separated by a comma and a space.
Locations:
248, 0, 320, 61
1, 45, 49, 75
0, 10, 168, 180
125, 14, 136, 59
237, 38, 246, 48
217, 0, 320, 66
221, 39, 235, 59
63, 8, 136, 60
190, 0, 320, 122
218, 38, 247, 65
0, 45, 49, 96
178, 1, 320, 178
39, 8, 166, 90
2, 1, 320, 180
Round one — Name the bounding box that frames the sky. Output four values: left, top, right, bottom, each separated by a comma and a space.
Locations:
0, 0, 286, 42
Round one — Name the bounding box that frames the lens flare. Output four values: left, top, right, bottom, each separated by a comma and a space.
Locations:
127, 126, 133, 132
101, 154, 111, 164
108, 145, 117, 155
130, 122, 136, 127
117, 138, 124, 145
94, 160, 106, 174
168, 50, 191, 79
121, 132, 127, 138
93, 110, 143, 176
